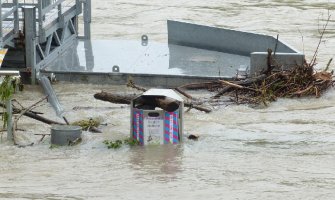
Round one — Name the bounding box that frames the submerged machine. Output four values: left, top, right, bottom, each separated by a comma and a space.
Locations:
0, 0, 304, 87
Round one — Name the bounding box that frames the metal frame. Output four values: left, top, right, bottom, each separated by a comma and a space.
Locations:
0, 0, 20, 48
0, 0, 91, 82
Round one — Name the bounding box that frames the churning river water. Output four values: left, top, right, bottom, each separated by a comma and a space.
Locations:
1, 0, 335, 199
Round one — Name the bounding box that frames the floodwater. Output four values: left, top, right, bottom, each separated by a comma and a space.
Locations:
1, 0, 335, 199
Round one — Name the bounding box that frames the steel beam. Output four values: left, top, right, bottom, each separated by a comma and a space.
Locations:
83, 0, 91, 39
23, 6, 37, 84
0, 2, 3, 47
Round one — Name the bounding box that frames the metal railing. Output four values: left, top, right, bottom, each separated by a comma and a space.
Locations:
0, 0, 19, 47
0, 0, 82, 47
0, 0, 90, 86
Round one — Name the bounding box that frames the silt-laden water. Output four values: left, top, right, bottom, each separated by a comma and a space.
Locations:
1, 1, 335, 199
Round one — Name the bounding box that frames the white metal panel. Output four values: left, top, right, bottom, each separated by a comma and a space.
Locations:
142, 88, 184, 102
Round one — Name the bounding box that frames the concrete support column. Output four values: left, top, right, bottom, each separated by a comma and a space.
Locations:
23, 6, 37, 84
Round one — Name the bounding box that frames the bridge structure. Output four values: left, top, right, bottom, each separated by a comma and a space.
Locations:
0, 0, 91, 83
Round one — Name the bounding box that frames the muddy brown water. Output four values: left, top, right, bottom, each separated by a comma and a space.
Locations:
1, 1, 335, 199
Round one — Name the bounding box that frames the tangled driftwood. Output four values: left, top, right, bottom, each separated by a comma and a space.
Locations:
95, 59, 334, 113
212, 63, 333, 105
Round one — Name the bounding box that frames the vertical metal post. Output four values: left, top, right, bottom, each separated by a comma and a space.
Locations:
58, 3, 63, 26
0, 2, 3, 48
6, 99, 13, 141
74, 0, 81, 37
13, 0, 19, 35
83, 0, 91, 39
84, 40, 94, 71
76, 0, 82, 14
37, 0, 44, 42
42, 0, 51, 8
23, 6, 37, 84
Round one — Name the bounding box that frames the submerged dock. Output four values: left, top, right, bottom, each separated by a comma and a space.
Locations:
40, 39, 250, 87
40, 21, 304, 87
1, 1, 304, 87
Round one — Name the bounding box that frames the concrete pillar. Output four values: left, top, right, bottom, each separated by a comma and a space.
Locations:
23, 6, 37, 84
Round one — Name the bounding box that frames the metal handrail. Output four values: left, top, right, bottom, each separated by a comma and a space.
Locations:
0, 0, 19, 47
1, 0, 86, 47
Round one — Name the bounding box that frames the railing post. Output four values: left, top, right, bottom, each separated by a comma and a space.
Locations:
13, 0, 19, 35
23, 6, 37, 84
0, 2, 3, 48
83, 0, 91, 39
42, 0, 51, 8
37, 0, 45, 42
58, 3, 63, 27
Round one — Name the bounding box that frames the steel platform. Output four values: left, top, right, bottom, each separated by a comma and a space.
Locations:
40, 20, 304, 87
41, 39, 250, 87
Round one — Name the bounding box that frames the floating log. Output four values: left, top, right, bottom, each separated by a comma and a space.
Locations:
0, 102, 64, 125
23, 111, 65, 125
93, 92, 136, 104
136, 96, 180, 112
94, 91, 212, 113
94, 91, 180, 112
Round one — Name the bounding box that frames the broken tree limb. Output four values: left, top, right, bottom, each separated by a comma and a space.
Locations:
127, 80, 146, 92
89, 127, 103, 133
218, 80, 260, 92
12, 96, 49, 145
310, 13, 331, 67
152, 97, 180, 112
235, 74, 267, 86
0, 102, 65, 125
93, 91, 212, 113
184, 102, 212, 113
291, 84, 314, 96
128, 78, 196, 101
211, 75, 267, 99
1, 101, 102, 135
1, 102, 65, 130
14, 96, 48, 123
95, 91, 179, 112
212, 86, 233, 99
94, 91, 136, 104
179, 81, 221, 90
219, 80, 244, 89
22, 111, 65, 125
18, 110, 102, 133
133, 96, 180, 112
126, 81, 212, 112
174, 87, 195, 100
